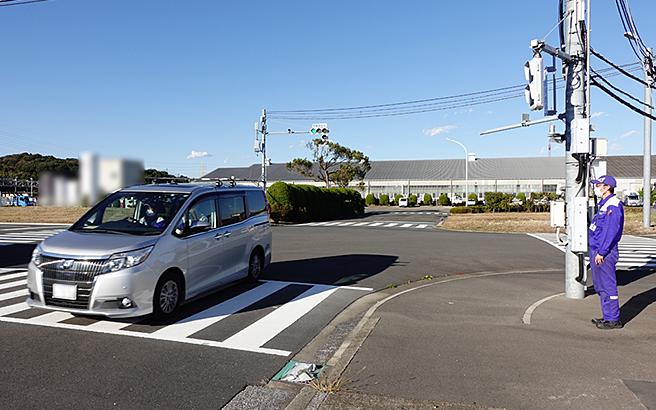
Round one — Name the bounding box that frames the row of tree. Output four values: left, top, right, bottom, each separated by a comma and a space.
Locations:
0, 153, 187, 182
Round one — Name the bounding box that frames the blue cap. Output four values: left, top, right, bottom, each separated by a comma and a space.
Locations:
591, 175, 617, 188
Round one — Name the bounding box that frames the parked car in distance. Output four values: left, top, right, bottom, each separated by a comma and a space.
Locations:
26, 182, 272, 319
451, 196, 465, 206
623, 192, 641, 207
398, 197, 409, 207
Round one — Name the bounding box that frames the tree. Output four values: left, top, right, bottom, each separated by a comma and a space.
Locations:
287, 138, 371, 188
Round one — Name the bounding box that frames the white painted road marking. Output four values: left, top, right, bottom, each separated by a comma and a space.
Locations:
528, 233, 656, 269
0, 289, 28, 301
0, 228, 64, 245
151, 281, 288, 339
0, 279, 27, 290
222, 285, 338, 350
0, 274, 372, 356
0, 271, 28, 281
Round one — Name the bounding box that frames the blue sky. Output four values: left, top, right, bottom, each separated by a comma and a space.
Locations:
0, 0, 654, 177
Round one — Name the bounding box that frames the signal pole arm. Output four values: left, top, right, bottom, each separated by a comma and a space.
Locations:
531, 40, 574, 63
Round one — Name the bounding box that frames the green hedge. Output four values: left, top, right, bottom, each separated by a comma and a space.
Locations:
266, 182, 365, 222
365, 193, 377, 206
408, 194, 418, 206
393, 194, 402, 205
379, 194, 390, 206
450, 206, 485, 214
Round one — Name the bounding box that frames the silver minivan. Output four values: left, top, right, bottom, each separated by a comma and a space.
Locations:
26, 183, 272, 319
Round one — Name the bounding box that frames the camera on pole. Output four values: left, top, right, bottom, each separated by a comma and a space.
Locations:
524, 55, 545, 111
310, 123, 329, 139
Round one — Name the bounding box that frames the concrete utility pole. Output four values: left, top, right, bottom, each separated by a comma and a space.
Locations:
259, 109, 268, 189
562, 0, 588, 299
643, 48, 653, 228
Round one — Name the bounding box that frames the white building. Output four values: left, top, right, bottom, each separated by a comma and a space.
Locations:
205, 155, 654, 200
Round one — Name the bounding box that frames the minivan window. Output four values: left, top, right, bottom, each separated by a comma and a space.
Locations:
218, 195, 246, 226
72, 192, 190, 235
247, 190, 267, 216
187, 197, 217, 231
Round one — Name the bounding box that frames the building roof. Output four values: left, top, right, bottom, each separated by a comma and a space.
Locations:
205, 155, 652, 181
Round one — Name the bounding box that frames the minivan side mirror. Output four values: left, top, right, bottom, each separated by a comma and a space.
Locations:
188, 219, 211, 234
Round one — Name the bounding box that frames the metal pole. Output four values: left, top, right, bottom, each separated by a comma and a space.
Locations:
564, 0, 586, 299
643, 48, 653, 228
260, 109, 268, 190
446, 138, 468, 205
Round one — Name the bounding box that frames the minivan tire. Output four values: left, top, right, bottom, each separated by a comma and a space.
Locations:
247, 250, 264, 283
153, 272, 182, 319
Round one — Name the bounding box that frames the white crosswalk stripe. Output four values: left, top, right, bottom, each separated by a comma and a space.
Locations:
297, 221, 434, 230
0, 270, 372, 356
528, 233, 656, 269
0, 229, 64, 245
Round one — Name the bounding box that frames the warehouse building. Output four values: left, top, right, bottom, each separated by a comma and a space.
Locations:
205, 155, 655, 200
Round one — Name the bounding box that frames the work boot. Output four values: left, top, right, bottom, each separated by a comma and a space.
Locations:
595, 320, 623, 330
591, 318, 604, 325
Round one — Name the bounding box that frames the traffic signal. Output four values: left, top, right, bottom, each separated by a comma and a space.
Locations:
524, 55, 544, 111
310, 123, 329, 139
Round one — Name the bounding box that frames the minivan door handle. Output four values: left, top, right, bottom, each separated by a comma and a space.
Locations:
215, 231, 231, 240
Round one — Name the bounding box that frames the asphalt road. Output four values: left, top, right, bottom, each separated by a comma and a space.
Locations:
0, 213, 564, 409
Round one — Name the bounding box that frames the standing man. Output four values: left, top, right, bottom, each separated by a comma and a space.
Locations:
588, 175, 625, 329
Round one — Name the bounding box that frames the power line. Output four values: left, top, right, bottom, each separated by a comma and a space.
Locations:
591, 68, 653, 109
269, 64, 641, 121
591, 77, 656, 121
590, 48, 652, 88
269, 84, 526, 114
0, 0, 48, 7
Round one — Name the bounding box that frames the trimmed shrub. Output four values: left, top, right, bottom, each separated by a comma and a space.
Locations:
266, 182, 364, 222
394, 194, 402, 206
450, 205, 485, 214
379, 194, 390, 206
423, 193, 433, 206
408, 194, 418, 206
516, 192, 526, 202
467, 193, 478, 203
438, 193, 451, 206
365, 193, 377, 206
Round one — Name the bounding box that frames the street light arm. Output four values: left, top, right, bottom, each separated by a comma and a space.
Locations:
445, 138, 468, 156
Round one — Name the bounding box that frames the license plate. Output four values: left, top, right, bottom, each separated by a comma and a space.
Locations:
52, 283, 77, 301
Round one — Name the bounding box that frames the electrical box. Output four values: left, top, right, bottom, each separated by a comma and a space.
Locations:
570, 197, 589, 252
571, 118, 590, 154
550, 201, 565, 227
590, 138, 608, 157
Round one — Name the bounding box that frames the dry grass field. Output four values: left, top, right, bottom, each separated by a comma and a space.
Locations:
441, 206, 656, 235
0, 207, 89, 224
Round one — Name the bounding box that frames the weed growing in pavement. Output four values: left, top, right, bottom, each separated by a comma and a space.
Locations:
309, 376, 344, 394
387, 274, 434, 290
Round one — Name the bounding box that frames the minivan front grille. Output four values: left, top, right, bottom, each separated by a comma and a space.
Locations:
39, 255, 106, 310
39, 256, 106, 282
43, 278, 92, 309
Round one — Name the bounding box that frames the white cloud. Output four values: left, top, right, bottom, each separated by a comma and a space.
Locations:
590, 111, 605, 118
422, 125, 456, 136
619, 130, 638, 139
187, 150, 211, 159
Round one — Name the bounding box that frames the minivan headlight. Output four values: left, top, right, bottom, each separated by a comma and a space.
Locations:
103, 246, 153, 273
31, 245, 43, 266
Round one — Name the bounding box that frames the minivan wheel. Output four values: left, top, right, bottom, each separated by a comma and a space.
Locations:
153, 273, 182, 318
247, 250, 263, 282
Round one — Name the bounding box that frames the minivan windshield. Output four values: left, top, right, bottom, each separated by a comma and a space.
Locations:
71, 191, 190, 235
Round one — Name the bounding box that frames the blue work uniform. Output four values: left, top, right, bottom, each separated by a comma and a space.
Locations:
588, 194, 624, 322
